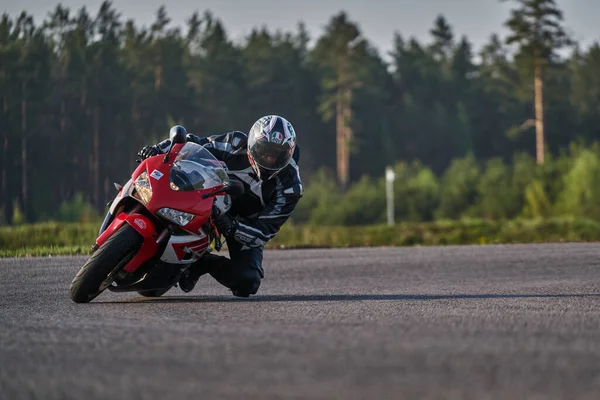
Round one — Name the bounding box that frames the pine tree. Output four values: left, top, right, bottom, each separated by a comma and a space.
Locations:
311, 12, 365, 189
503, 0, 571, 164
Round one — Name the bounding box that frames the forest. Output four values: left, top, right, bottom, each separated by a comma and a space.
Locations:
1, 0, 599, 226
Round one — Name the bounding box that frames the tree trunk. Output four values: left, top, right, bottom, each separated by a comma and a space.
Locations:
104, 176, 110, 210
335, 82, 353, 191
93, 104, 100, 211
20, 81, 28, 222
154, 65, 162, 90
2, 133, 10, 224
61, 99, 67, 132
131, 83, 140, 173
1, 133, 6, 213
61, 98, 72, 204
342, 86, 352, 186
335, 86, 349, 190
21, 137, 27, 221
534, 58, 545, 165
1, 98, 10, 224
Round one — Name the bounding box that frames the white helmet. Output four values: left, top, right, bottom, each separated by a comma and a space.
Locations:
247, 115, 296, 179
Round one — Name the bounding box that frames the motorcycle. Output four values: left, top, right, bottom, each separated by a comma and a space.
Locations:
69, 127, 244, 303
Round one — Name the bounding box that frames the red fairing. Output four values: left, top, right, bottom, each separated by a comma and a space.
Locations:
94, 144, 222, 273
131, 159, 148, 181
96, 212, 128, 248
122, 213, 159, 273
134, 144, 219, 236
172, 237, 210, 261
96, 212, 159, 273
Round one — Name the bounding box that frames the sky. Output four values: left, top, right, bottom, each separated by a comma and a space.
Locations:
3, 0, 599, 58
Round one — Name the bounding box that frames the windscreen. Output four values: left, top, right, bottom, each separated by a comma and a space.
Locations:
169, 143, 229, 191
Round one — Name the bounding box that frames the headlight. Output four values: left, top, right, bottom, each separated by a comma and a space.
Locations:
133, 171, 152, 204
157, 207, 195, 226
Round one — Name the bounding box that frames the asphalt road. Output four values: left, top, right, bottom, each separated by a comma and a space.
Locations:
2, 244, 600, 399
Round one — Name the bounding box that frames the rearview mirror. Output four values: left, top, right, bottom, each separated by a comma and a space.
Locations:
169, 125, 187, 144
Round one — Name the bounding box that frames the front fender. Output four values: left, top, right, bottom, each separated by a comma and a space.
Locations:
96, 212, 159, 273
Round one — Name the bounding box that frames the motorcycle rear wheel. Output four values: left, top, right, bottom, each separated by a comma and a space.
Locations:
70, 224, 142, 303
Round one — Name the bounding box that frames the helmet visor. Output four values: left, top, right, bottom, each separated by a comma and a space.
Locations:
249, 140, 293, 171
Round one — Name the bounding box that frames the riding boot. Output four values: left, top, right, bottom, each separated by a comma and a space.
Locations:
178, 253, 224, 293
179, 248, 263, 297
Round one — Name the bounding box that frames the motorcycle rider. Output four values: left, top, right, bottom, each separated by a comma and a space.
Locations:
137, 115, 303, 297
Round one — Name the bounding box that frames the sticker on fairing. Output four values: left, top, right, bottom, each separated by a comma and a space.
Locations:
134, 218, 147, 230
150, 170, 163, 180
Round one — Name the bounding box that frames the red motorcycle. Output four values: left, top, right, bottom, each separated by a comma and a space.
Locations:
69, 127, 244, 303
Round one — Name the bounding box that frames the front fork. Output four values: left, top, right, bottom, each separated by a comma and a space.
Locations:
90, 210, 113, 253
99, 211, 113, 236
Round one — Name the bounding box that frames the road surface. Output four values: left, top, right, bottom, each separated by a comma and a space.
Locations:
2, 244, 600, 399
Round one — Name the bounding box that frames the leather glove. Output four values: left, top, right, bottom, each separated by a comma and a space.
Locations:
137, 145, 159, 160
212, 209, 238, 237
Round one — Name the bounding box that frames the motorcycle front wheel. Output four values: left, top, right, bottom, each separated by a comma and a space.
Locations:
70, 224, 143, 303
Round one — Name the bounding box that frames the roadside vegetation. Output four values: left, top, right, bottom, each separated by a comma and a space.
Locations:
2, 217, 600, 257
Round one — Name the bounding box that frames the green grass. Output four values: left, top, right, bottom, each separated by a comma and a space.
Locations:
0, 246, 91, 258
1, 218, 599, 257
270, 217, 600, 248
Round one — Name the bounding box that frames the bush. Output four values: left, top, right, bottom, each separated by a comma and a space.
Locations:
474, 158, 512, 219
435, 154, 481, 219
57, 193, 100, 223
284, 144, 600, 227
510, 152, 537, 217
556, 148, 600, 219
330, 175, 386, 225
392, 161, 440, 222
295, 168, 386, 226
522, 180, 552, 218
12, 200, 25, 225
291, 168, 343, 225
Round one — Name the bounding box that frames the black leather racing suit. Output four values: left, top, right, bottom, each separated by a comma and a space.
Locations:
157, 131, 303, 296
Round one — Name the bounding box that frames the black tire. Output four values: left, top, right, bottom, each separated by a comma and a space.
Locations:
137, 287, 171, 298
70, 224, 143, 303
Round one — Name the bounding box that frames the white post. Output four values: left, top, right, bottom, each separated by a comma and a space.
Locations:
385, 166, 395, 226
